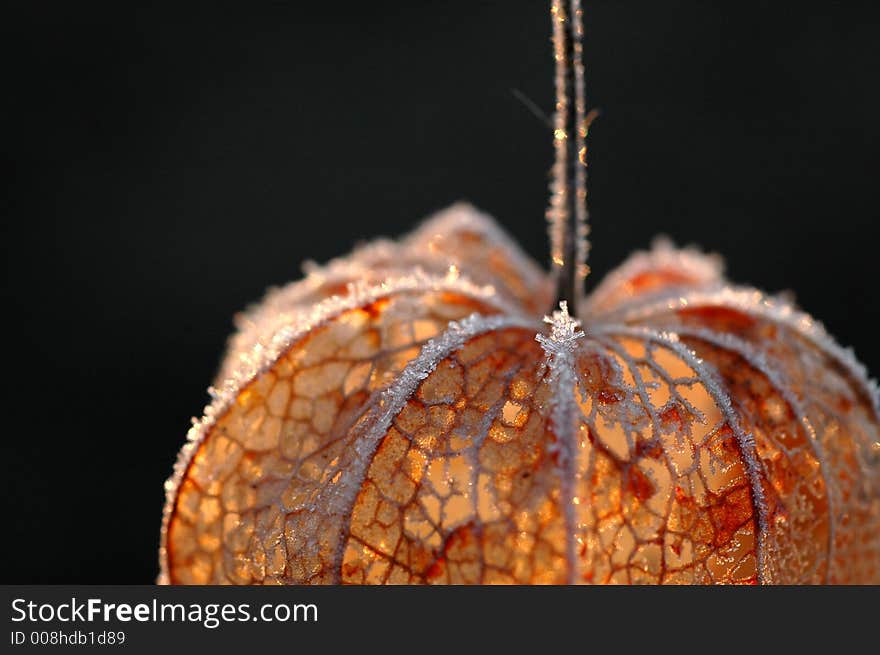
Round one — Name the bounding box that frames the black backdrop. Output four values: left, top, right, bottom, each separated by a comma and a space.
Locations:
4, 1, 879, 583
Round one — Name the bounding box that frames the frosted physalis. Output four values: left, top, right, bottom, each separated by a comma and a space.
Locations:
160, 1, 880, 584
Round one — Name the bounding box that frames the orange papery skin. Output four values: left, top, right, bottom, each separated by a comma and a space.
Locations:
160, 204, 880, 584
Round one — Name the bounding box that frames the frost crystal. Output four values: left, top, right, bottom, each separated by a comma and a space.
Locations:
537, 300, 586, 354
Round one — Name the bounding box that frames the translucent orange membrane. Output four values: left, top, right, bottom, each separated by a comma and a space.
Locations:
161, 206, 880, 585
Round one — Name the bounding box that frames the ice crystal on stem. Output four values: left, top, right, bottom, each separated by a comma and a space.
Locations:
537, 301, 585, 354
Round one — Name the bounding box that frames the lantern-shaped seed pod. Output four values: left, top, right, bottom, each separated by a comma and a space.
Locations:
160, 0, 880, 584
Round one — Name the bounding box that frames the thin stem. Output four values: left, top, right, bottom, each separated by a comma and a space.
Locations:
548, 0, 590, 313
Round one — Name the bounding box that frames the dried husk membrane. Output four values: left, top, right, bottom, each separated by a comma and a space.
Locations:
160, 205, 880, 584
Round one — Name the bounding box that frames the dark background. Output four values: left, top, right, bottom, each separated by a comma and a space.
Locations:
3, 1, 879, 583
